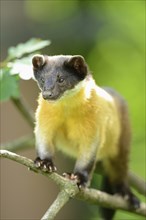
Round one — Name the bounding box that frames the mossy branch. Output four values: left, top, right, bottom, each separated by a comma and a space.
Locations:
1, 137, 146, 197
0, 150, 146, 220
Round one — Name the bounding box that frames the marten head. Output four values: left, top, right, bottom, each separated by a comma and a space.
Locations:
32, 55, 89, 101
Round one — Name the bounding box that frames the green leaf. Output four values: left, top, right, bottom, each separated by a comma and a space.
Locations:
0, 68, 20, 101
8, 38, 51, 60
8, 55, 33, 80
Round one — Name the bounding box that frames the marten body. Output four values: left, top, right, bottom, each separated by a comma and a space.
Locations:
36, 80, 120, 162
32, 54, 139, 220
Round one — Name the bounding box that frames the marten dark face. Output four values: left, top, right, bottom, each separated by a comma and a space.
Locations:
32, 55, 88, 101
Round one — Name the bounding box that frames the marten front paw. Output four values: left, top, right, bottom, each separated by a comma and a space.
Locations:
34, 157, 57, 172
63, 172, 87, 188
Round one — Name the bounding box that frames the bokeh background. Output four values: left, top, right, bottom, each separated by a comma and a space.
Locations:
0, 0, 145, 219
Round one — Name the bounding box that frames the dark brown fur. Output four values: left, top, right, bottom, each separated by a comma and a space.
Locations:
100, 88, 139, 220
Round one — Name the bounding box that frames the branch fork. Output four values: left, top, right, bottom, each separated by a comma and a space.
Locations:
0, 150, 146, 220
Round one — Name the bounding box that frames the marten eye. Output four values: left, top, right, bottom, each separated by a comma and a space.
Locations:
58, 77, 64, 84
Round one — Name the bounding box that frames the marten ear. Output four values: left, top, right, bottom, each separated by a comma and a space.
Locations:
32, 54, 46, 69
65, 55, 88, 79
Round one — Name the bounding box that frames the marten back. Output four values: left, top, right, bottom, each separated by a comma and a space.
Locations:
103, 87, 131, 180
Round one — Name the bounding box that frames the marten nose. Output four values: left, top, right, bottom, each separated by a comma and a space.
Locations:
43, 91, 53, 99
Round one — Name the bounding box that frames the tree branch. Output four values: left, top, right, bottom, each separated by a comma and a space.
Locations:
1, 137, 146, 197
0, 150, 146, 218
78, 188, 146, 216
11, 97, 34, 128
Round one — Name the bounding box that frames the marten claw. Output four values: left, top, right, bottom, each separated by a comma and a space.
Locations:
34, 157, 57, 173
62, 172, 85, 188
63, 172, 78, 180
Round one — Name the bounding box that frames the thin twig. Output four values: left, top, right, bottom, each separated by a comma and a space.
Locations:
0, 150, 146, 218
0, 135, 34, 152
11, 97, 34, 128
96, 163, 146, 197
41, 189, 75, 220
128, 171, 146, 196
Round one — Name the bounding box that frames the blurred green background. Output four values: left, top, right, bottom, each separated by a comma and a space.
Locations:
1, 0, 145, 219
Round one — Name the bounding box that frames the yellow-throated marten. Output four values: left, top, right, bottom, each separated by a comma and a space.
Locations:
32, 54, 139, 220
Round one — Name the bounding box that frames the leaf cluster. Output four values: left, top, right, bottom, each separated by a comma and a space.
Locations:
0, 38, 50, 102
